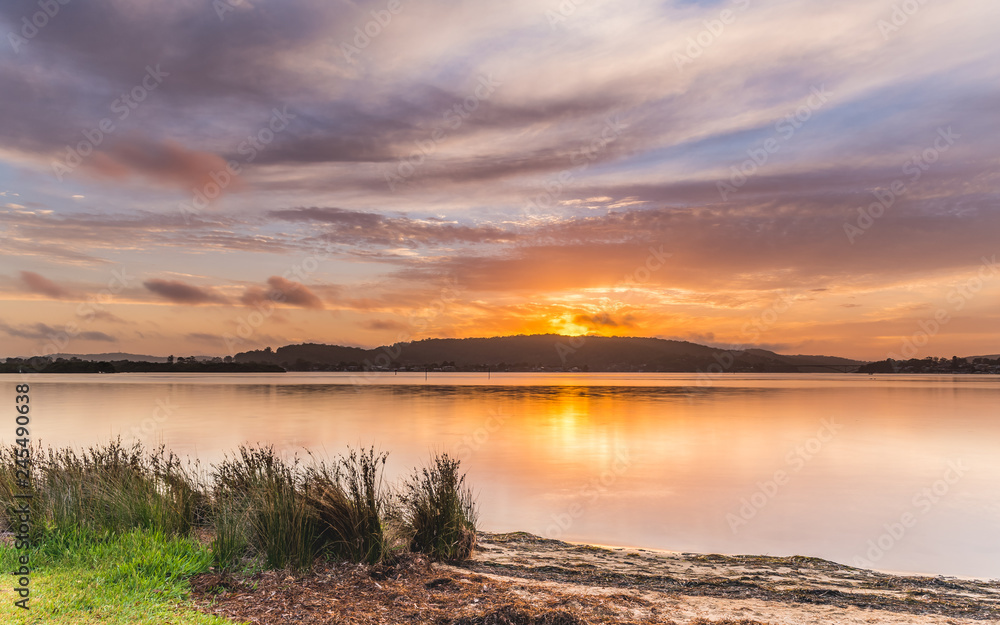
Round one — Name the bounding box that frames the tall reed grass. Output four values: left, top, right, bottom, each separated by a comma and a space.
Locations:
402, 453, 478, 561
304, 447, 390, 565
0, 439, 201, 541
212, 445, 316, 570
0, 440, 477, 571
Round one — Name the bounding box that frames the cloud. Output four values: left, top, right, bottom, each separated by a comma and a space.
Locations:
0, 0, 998, 360
0, 321, 54, 340
573, 313, 636, 329
361, 318, 409, 332
78, 331, 116, 342
268, 207, 515, 247
85, 138, 237, 193
20, 271, 69, 299
89, 310, 128, 323
0, 321, 113, 342
143, 279, 226, 305
187, 332, 223, 343
241, 276, 325, 309
391, 195, 1000, 294
674, 332, 717, 345
1, 209, 297, 259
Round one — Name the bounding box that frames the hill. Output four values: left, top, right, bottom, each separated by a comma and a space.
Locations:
45, 352, 171, 363
234, 335, 865, 373
0, 357, 284, 374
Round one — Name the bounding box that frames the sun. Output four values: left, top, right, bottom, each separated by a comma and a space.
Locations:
552, 315, 590, 336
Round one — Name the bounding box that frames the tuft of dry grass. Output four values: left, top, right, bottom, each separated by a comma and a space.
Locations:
304, 446, 391, 565
0, 439, 202, 541
2, 441, 481, 574
401, 453, 478, 561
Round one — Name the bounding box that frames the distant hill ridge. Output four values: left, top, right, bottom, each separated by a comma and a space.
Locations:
234, 334, 864, 372
46, 352, 170, 363
43, 353, 216, 363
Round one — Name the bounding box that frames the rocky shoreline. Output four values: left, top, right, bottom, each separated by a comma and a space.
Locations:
453, 533, 1000, 623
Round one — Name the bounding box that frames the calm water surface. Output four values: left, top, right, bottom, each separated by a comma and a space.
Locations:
7, 372, 1000, 578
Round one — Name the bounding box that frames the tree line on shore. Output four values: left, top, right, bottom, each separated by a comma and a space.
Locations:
0, 356, 283, 374
857, 356, 1000, 374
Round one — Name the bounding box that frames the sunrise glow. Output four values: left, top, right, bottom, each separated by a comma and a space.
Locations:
1, 0, 998, 361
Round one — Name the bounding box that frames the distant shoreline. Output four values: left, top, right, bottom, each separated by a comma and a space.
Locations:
8, 335, 999, 374
5, 367, 1000, 375
0, 359, 284, 374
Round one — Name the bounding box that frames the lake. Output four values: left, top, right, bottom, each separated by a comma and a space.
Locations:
7, 372, 1000, 579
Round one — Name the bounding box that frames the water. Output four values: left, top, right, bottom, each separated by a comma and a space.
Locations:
7, 372, 1000, 579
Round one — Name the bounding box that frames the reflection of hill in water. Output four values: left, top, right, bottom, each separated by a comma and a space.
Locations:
269, 382, 772, 401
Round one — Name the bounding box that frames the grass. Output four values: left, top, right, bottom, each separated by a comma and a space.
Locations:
304, 446, 393, 565
402, 453, 478, 561
0, 440, 479, 619
1, 440, 478, 571
0, 440, 202, 542
203, 443, 477, 570
212, 445, 317, 571
0, 528, 231, 625
210, 445, 406, 570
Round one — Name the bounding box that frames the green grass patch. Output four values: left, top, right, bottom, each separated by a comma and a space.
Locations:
0, 528, 231, 625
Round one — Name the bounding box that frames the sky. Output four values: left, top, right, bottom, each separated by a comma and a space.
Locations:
1, 0, 998, 361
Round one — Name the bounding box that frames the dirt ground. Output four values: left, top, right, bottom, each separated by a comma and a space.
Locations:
191, 532, 1000, 624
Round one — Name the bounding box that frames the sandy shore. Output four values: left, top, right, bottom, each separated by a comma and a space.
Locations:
193, 532, 1000, 624
450, 532, 1000, 624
